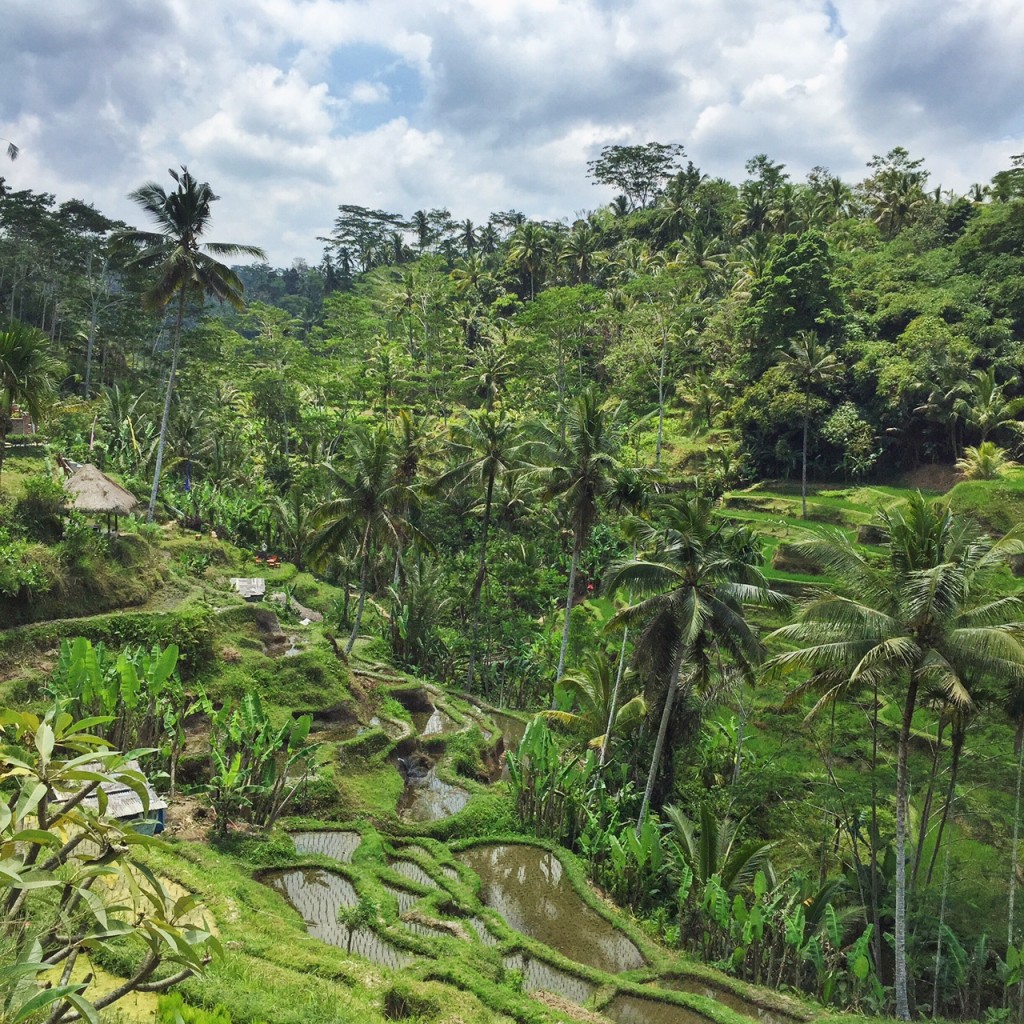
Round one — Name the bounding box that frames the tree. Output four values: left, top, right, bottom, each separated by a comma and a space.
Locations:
3, 139, 17, 161
769, 495, 1024, 1019
587, 143, 687, 211
115, 167, 265, 521
956, 367, 1024, 444
777, 332, 841, 517
314, 424, 417, 653
535, 387, 623, 687
1, 706, 217, 1024
0, 320, 59, 492
604, 497, 784, 832
540, 650, 646, 749
506, 222, 550, 300
439, 409, 532, 689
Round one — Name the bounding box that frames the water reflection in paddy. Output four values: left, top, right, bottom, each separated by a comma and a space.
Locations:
460, 844, 644, 974
503, 953, 596, 1005
606, 994, 709, 1024
265, 868, 414, 969
397, 769, 469, 821
659, 979, 786, 1024
291, 830, 361, 862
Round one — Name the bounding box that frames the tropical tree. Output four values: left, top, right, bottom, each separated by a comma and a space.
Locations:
506, 222, 550, 300
0, 320, 59, 491
535, 387, 623, 686
956, 441, 1018, 480
956, 367, 1024, 444
438, 409, 532, 688
314, 424, 418, 653
604, 497, 784, 832
777, 332, 841, 518
1, 706, 217, 1023
540, 650, 646, 749
2, 139, 17, 161
768, 495, 1024, 1019
115, 167, 265, 520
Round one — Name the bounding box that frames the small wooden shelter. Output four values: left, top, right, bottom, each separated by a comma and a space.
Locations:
63, 463, 138, 531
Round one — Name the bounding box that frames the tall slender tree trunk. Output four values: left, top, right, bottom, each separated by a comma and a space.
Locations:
655, 325, 668, 468
933, 845, 950, 1018
600, 625, 629, 768
0, 423, 8, 493
801, 401, 809, 519
913, 714, 947, 888
146, 290, 186, 522
926, 722, 966, 886
346, 523, 373, 654
555, 531, 582, 692
1009, 737, 1024, 954
894, 673, 921, 1021
869, 680, 885, 979
466, 473, 495, 689
636, 647, 684, 836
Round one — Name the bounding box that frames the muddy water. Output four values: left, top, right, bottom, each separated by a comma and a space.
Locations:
265, 868, 414, 969
503, 953, 597, 1004
388, 859, 439, 889
660, 979, 786, 1024
385, 885, 419, 914
491, 711, 528, 751
606, 995, 709, 1024
291, 831, 361, 863
397, 769, 469, 821
460, 844, 644, 974
413, 706, 457, 735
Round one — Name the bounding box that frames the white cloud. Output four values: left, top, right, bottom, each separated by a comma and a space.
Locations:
1, 0, 1023, 262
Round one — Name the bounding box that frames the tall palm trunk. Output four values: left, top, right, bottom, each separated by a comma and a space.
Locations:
925, 721, 966, 886
1009, 736, 1024, 954
466, 472, 495, 689
555, 530, 583, 691
801, 397, 809, 519
346, 522, 373, 654
655, 325, 669, 468
600, 625, 629, 768
913, 714, 947, 887
146, 290, 186, 522
894, 673, 921, 1020
636, 648, 684, 835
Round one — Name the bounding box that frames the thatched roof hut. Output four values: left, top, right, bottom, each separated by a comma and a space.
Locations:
64, 464, 138, 519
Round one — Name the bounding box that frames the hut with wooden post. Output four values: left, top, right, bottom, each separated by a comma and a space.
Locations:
63, 463, 139, 532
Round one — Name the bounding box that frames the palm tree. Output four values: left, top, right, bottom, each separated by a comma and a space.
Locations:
507, 222, 549, 300
0, 321, 59, 492
769, 495, 1024, 1020
540, 651, 645, 749
2, 139, 18, 161
956, 441, 1018, 479
439, 409, 531, 689
604, 498, 784, 832
956, 367, 1024, 444
777, 332, 841, 518
115, 167, 265, 521
535, 387, 623, 686
314, 425, 418, 653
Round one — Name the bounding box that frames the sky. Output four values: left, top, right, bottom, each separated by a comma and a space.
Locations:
3, 0, 1024, 266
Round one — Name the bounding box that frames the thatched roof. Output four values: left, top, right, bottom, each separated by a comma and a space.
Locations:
64, 464, 139, 515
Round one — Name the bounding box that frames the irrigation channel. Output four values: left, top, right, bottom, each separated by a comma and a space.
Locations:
264, 693, 804, 1024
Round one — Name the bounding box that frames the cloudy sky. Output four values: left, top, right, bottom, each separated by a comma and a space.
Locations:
3, 0, 1023, 265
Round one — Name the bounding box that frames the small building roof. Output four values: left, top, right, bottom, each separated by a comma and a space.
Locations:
64, 464, 139, 516
230, 577, 267, 600
60, 759, 167, 820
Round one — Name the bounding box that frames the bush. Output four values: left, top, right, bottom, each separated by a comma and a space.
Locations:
14, 473, 67, 541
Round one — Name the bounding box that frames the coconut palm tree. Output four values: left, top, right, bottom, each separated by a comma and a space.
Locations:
777, 332, 841, 518
768, 494, 1024, 1020
313, 424, 419, 653
540, 650, 646, 750
604, 497, 785, 833
534, 387, 624, 687
2, 139, 18, 161
956, 367, 1024, 445
507, 222, 549, 300
0, 321, 59, 491
115, 167, 265, 521
439, 409, 532, 689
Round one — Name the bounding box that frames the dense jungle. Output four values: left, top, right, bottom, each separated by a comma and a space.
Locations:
5, 142, 1024, 1024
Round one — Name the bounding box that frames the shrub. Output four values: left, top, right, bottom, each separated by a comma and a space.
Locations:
14, 473, 66, 541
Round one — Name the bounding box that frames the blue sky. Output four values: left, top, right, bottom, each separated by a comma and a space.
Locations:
2, 0, 1023, 263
